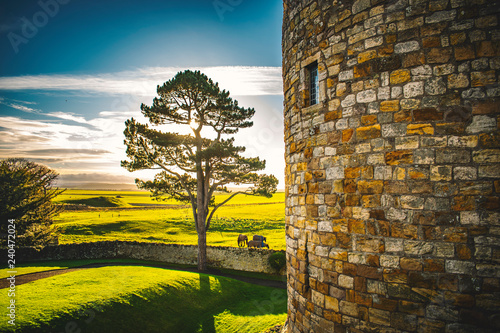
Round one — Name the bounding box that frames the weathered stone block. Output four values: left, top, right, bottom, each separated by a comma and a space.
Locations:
338, 274, 354, 289
479, 165, 500, 178
380, 255, 400, 268
450, 32, 467, 46
426, 10, 457, 24
421, 136, 447, 147
453, 167, 477, 180
471, 58, 489, 71
341, 94, 356, 108
339, 70, 354, 82
356, 124, 381, 141
382, 123, 407, 137
403, 81, 424, 98
395, 41, 420, 54
435, 149, 471, 163
425, 77, 447, 95
380, 100, 400, 112
466, 115, 497, 134
423, 36, 441, 48
473, 149, 500, 163
368, 307, 391, 325
400, 258, 423, 271
477, 41, 499, 57
413, 108, 444, 121
471, 70, 496, 87
400, 195, 425, 209
392, 223, 419, 240
409, 167, 429, 180
352, 0, 370, 15
407, 123, 434, 135
366, 279, 387, 296
390, 69, 411, 84
404, 241, 434, 255
430, 165, 452, 181
357, 180, 384, 194
365, 35, 384, 49
445, 260, 475, 275
384, 151, 414, 167
325, 295, 339, 312
427, 47, 452, 63
462, 87, 486, 99
373, 55, 402, 72
455, 45, 476, 61
447, 73, 470, 88
426, 304, 459, 321
396, 136, 419, 150
339, 300, 359, 317
448, 135, 478, 148
358, 50, 378, 63
357, 89, 377, 103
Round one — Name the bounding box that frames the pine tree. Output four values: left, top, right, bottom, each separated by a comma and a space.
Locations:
122, 70, 278, 270
0, 158, 62, 246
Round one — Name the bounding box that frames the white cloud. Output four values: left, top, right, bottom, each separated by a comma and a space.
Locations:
47, 112, 88, 124
0, 99, 40, 113
0, 110, 152, 177
0, 66, 283, 96
0, 116, 117, 161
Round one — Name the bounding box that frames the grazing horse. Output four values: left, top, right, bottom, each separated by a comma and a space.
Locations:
248, 240, 269, 248
253, 235, 267, 247
237, 234, 248, 247
253, 235, 267, 242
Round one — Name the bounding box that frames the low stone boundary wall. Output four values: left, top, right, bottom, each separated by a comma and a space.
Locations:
10, 241, 285, 275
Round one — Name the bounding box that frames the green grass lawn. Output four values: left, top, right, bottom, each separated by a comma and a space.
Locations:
0, 259, 167, 279
0, 265, 287, 333
53, 190, 286, 250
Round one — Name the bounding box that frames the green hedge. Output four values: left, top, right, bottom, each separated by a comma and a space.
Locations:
268, 252, 286, 270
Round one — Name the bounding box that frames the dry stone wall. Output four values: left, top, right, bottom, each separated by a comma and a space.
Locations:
13, 241, 285, 275
282, 0, 500, 332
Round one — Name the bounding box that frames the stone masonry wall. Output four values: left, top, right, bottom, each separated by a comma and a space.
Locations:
282, 0, 499, 332
11, 241, 285, 275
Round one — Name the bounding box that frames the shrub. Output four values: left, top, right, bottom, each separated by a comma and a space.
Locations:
268, 252, 286, 271
0, 158, 62, 246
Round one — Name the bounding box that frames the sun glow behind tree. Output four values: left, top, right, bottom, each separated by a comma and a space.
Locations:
122, 70, 278, 270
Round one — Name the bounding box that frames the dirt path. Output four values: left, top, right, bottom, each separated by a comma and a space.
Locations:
0, 268, 87, 288
0, 262, 286, 289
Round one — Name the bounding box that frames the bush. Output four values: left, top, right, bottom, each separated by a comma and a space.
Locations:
268, 252, 286, 271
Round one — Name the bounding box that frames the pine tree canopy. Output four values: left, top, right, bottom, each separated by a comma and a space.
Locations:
122, 70, 278, 232
0, 158, 62, 246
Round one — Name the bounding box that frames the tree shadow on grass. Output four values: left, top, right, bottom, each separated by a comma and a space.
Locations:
200, 274, 216, 333
20, 271, 287, 333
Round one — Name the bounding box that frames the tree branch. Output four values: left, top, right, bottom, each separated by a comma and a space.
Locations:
140, 139, 198, 228
206, 190, 251, 230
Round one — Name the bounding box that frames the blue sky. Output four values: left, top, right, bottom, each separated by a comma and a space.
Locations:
0, 0, 284, 188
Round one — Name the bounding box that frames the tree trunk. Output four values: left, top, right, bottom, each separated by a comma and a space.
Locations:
197, 227, 207, 271
196, 189, 207, 270
195, 131, 207, 271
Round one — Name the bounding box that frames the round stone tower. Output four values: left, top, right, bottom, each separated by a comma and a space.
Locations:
282, 0, 500, 332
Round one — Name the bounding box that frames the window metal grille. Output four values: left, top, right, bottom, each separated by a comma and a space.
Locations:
309, 63, 318, 106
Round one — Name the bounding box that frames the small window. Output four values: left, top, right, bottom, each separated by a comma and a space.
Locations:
308, 62, 319, 106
